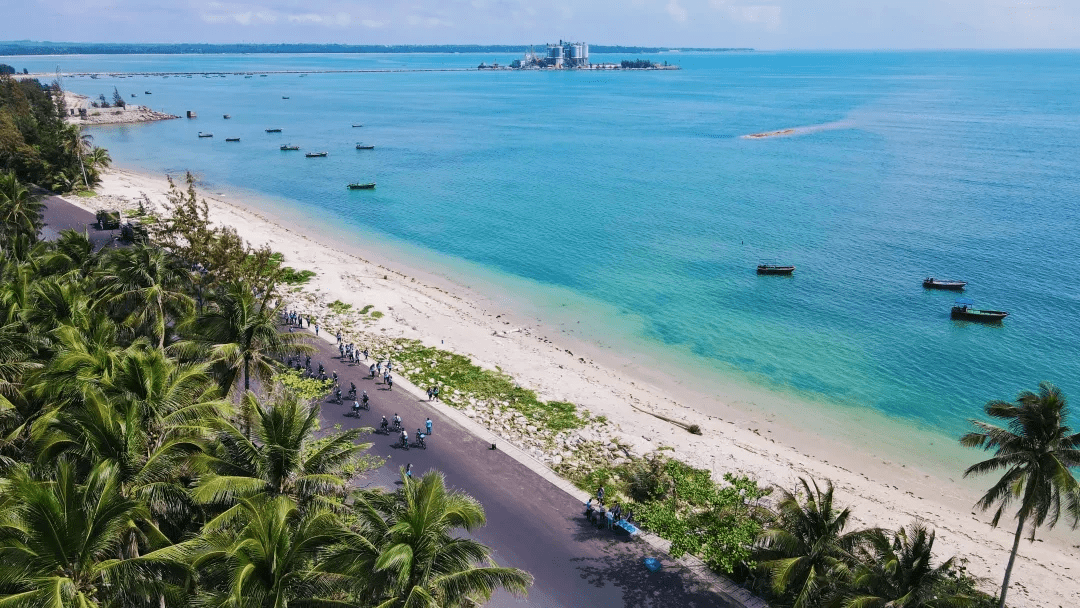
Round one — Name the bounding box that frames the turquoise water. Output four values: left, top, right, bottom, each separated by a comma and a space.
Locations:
13, 51, 1080, 437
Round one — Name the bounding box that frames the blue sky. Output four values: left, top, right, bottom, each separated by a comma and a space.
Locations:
6, 0, 1079, 48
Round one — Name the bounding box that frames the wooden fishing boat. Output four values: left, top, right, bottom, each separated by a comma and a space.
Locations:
756, 263, 795, 275
197, 132, 213, 138
951, 299, 1008, 323
305, 151, 328, 158
280, 144, 300, 151
225, 137, 240, 142
223, 114, 231, 119
923, 278, 966, 290
352, 124, 363, 127
347, 182, 376, 190
282, 96, 290, 99
144, 91, 152, 94
355, 143, 375, 150
265, 128, 282, 133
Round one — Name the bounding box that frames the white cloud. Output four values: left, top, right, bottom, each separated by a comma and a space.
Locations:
361, 19, 387, 28
666, 0, 688, 22
711, 0, 782, 30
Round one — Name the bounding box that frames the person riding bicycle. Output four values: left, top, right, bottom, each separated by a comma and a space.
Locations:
399, 429, 409, 448
415, 429, 425, 448
380, 416, 389, 432
392, 413, 401, 429
352, 400, 360, 415
349, 382, 356, 394
361, 391, 369, 406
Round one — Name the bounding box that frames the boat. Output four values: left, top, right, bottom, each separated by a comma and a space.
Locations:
305, 152, 328, 158
282, 96, 290, 99
225, 137, 240, 142
352, 124, 363, 128
950, 298, 1008, 323
144, 91, 152, 94
347, 182, 376, 190
280, 144, 300, 151
756, 263, 796, 275
198, 132, 213, 138
244, 75, 252, 79
223, 114, 231, 119
923, 278, 966, 291
355, 143, 375, 150
265, 128, 282, 133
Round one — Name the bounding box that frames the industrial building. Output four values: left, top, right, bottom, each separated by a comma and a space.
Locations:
517, 41, 590, 69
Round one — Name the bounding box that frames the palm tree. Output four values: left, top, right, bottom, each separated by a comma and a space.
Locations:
755, 477, 870, 608
145, 496, 358, 608
193, 389, 370, 514
0, 171, 44, 249
959, 382, 1080, 608
180, 281, 309, 395
343, 469, 533, 608
0, 460, 159, 607
96, 244, 194, 349
60, 123, 93, 190
846, 523, 973, 608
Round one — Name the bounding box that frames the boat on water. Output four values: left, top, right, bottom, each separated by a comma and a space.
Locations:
197, 132, 213, 138
355, 143, 375, 150
244, 75, 252, 79
951, 298, 1008, 322
225, 137, 240, 142
223, 114, 231, 119
282, 96, 290, 99
923, 277, 966, 291
757, 263, 796, 275
266, 128, 282, 133
280, 144, 300, 151
347, 182, 376, 190
352, 124, 363, 128
144, 91, 152, 94
306, 151, 328, 158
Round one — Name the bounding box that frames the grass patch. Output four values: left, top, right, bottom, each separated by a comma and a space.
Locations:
76, 189, 97, 197
370, 310, 384, 319
391, 340, 584, 431
279, 267, 316, 285
328, 300, 352, 314
358, 304, 374, 315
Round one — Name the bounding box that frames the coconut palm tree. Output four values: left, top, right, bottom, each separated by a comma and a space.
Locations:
845, 523, 973, 608
0, 459, 160, 607
96, 244, 194, 350
755, 477, 870, 608
960, 382, 1080, 608
144, 495, 358, 608
193, 389, 370, 514
0, 171, 43, 249
179, 281, 309, 396
343, 469, 533, 608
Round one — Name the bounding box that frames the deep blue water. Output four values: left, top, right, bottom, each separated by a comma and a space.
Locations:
11, 51, 1080, 437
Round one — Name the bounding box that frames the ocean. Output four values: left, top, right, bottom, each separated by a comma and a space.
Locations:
11, 50, 1080, 446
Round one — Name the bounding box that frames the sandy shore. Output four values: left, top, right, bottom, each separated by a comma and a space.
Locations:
63, 168, 1079, 607
60, 91, 179, 125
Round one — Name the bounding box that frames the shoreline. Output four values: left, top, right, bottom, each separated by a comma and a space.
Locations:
62, 167, 1080, 607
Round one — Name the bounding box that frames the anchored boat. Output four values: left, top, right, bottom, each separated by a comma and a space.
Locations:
951, 298, 1008, 322
197, 132, 213, 138
352, 124, 363, 127
757, 263, 796, 275
305, 151, 328, 158
923, 278, 966, 291
356, 143, 374, 150
347, 182, 376, 190
280, 144, 300, 151
223, 114, 231, 119
265, 128, 282, 133
225, 137, 240, 142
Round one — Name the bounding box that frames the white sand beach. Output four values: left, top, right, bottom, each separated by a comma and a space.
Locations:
63, 168, 1080, 608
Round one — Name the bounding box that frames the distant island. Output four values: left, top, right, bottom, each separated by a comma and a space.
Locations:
0, 41, 752, 56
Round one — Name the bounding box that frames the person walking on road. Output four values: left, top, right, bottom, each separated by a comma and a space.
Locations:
425, 417, 432, 436
405, 463, 413, 479
433, 386, 440, 401
597, 485, 605, 505
427, 386, 433, 400
386, 374, 393, 390
315, 322, 320, 336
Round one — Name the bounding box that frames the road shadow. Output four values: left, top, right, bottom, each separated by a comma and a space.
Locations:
570, 546, 737, 608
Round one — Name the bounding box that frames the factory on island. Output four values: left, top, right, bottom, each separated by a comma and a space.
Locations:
515, 41, 593, 69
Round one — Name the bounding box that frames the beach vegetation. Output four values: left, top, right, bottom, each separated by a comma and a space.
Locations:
390, 340, 585, 431
0, 174, 528, 608
329, 299, 352, 314
275, 368, 333, 400
370, 310, 384, 319
960, 382, 1080, 608
359, 303, 374, 314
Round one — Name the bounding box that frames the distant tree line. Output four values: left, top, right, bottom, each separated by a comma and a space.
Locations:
0, 42, 753, 55
0, 64, 28, 75
620, 59, 658, 69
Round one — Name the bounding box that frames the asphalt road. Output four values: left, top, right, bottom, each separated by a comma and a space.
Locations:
38, 193, 121, 251
301, 331, 741, 608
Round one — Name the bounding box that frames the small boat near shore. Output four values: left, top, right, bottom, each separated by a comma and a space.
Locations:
757, 263, 795, 275
280, 144, 300, 151
951, 298, 1008, 323
305, 151, 328, 158
923, 278, 966, 291
197, 132, 213, 138
356, 143, 374, 150
265, 128, 282, 133
347, 182, 376, 190
225, 137, 240, 142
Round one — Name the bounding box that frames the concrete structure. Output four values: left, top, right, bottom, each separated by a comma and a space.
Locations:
518, 40, 590, 69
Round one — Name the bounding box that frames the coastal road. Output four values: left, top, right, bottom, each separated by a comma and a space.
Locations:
37, 197, 746, 608
300, 331, 743, 608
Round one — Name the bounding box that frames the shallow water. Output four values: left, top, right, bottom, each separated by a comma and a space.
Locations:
14, 50, 1080, 441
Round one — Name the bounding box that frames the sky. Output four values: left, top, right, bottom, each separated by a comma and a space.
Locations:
4, 0, 1079, 49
